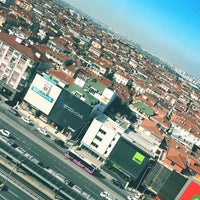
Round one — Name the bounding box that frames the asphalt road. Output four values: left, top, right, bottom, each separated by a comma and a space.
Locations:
0, 173, 35, 200
0, 102, 128, 200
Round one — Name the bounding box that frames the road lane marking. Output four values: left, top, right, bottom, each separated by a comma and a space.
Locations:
0, 194, 8, 200
9, 190, 20, 198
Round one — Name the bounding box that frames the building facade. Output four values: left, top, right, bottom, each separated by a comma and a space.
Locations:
0, 32, 47, 100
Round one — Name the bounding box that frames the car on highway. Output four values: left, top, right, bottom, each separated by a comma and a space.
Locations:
6, 140, 15, 146
15, 146, 26, 154
37, 128, 50, 137
0, 135, 10, 143
0, 129, 11, 137
29, 157, 43, 167
23, 152, 33, 160
21, 116, 31, 124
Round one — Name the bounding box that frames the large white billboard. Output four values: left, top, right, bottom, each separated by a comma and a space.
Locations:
24, 73, 62, 115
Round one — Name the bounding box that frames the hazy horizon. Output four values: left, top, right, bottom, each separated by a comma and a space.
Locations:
64, 0, 200, 80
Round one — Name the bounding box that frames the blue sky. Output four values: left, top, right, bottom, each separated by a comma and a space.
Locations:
65, 0, 200, 80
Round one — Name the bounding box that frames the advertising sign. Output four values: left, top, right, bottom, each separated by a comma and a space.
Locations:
24, 74, 61, 115
49, 90, 92, 135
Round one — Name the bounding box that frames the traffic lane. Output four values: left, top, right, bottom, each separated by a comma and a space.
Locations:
0, 108, 126, 200
0, 174, 34, 200
0, 110, 124, 199
0, 118, 105, 199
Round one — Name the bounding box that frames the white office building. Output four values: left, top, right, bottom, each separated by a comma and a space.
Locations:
80, 114, 125, 162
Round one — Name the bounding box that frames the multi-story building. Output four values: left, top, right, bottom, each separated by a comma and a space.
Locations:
0, 32, 47, 101
74, 77, 117, 117
80, 114, 123, 161
80, 114, 155, 183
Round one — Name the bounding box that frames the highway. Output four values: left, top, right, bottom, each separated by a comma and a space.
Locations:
0, 102, 128, 200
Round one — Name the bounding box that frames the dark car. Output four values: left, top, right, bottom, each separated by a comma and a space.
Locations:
111, 179, 124, 189
54, 139, 65, 147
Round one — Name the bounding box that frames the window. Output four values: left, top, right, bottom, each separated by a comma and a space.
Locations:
99, 128, 106, 135
171, 162, 175, 166
88, 87, 96, 94
12, 73, 19, 79
91, 142, 98, 148
95, 135, 102, 141
74, 91, 82, 99
9, 47, 14, 52
21, 55, 27, 61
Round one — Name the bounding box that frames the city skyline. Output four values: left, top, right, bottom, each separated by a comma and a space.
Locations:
65, 0, 200, 80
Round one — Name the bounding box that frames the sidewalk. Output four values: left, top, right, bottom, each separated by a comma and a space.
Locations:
17, 106, 74, 145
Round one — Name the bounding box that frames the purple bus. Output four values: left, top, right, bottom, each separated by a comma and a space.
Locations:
64, 150, 96, 174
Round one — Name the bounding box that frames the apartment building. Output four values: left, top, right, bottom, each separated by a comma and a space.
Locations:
0, 32, 47, 100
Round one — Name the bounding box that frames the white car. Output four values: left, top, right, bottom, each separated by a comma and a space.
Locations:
0, 129, 11, 137
23, 152, 33, 160
127, 196, 137, 200
100, 191, 116, 200
21, 117, 31, 124
37, 128, 49, 137
55, 173, 67, 183
0, 135, 10, 143
15, 147, 26, 154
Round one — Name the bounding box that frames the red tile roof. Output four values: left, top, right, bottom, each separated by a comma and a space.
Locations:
141, 119, 164, 140
0, 32, 45, 62
48, 69, 75, 85
166, 147, 187, 169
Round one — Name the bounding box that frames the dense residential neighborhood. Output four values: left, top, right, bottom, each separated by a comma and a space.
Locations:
0, 0, 200, 200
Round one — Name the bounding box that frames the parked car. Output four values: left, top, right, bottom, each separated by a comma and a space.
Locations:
111, 179, 124, 188
127, 196, 137, 200
21, 116, 31, 124
37, 128, 50, 137
100, 191, 117, 200
0, 129, 11, 137
54, 139, 65, 147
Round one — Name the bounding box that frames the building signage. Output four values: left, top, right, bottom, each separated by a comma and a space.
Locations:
132, 152, 145, 165
31, 86, 54, 103
58, 100, 83, 119
24, 73, 61, 115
